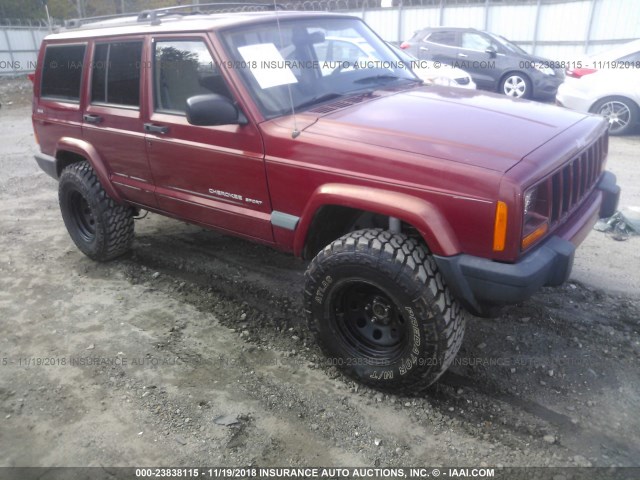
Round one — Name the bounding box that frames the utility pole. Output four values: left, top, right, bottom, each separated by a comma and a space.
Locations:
42, 0, 52, 31
76, 0, 84, 18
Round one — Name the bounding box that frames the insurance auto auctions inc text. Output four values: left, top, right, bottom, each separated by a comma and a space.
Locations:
186, 467, 496, 478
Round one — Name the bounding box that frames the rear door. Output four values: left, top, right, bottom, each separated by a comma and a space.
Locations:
420, 30, 460, 65
82, 38, 157, 207
143, 35, 272, 242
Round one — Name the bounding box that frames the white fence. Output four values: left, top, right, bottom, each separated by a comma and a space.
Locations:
0, 24, 49, 75
345, 0, 640, 60
1, 0, 639, 75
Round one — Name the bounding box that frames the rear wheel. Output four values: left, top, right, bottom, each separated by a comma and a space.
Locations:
59, 161, 134, 261
591, 96, 638, 136
304, 229, 466, 393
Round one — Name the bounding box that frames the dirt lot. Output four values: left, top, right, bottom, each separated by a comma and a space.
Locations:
1, 78, 639, 471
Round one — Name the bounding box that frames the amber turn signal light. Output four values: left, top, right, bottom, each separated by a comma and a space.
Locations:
521, 222, 548, 250
493, 201, 508, 252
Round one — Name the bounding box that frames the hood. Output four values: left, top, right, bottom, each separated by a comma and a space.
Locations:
303, 86, 587, 172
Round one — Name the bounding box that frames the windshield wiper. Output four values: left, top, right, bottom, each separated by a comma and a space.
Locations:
353, 74, 406, 85
293, 92, 344, 111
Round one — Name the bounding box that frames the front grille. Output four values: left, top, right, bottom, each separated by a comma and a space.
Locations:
546, 133, 608, 225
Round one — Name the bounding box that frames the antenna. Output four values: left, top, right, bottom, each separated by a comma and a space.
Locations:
42, 0, 52, 32
273, 0, 300, 139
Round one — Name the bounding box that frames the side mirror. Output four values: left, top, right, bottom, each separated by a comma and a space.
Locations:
185, 94, 244, 126
485, 46, 497, 58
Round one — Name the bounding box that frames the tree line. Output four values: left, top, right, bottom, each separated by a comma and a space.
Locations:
1, 0, 206, 22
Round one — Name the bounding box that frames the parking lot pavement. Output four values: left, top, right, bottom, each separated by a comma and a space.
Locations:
1, 102, 639, 468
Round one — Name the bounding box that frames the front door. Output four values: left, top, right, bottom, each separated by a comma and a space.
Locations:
457, 31, 500, 90
144, 36, 272, 242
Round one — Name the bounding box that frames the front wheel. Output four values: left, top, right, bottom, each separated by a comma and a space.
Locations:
591, 96, 638, 136
304, 229, 466, 393
500, 72, 531, 99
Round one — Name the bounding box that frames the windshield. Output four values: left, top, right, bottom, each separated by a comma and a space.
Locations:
220, 17, 418, 118
590, 40, 640, 62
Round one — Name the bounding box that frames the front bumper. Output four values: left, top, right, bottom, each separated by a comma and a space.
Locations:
555, 80, 592, 113
434, 171, 620, 317
531, 73, 563, 100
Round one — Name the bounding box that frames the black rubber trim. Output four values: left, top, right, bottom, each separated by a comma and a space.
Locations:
434, 236, 575, 316
597, 171, 620, 218
436, 171, 620, 316
35, 153, 58, 180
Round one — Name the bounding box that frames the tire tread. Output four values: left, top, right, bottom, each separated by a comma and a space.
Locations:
304, 228, 466, 394
59, 161, 134, 261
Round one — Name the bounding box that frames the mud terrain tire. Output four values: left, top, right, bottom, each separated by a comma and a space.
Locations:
305, 229, 465, 393
59, 161, 134, 261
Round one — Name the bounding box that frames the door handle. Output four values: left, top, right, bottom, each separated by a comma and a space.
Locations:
83, 114, 103, 124
458, 53, 468, 57
419, 46, 429, 51
144, 123, 169, 134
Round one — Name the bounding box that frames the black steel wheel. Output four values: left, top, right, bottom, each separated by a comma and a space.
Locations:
305, 229, 466, 393
67, 190, 97, 243
331, 280, 409, 362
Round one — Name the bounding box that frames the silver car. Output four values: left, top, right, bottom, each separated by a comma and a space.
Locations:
556, 40, 640, 135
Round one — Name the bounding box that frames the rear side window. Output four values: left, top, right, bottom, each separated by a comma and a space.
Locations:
91, 42, 143, 107
41, 44, 86, 101
426, 31, 458, 47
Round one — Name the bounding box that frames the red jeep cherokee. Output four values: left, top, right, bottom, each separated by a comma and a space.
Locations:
32, 6, 620, 392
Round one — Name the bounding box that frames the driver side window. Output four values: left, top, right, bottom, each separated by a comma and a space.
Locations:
461, 33, 493, 52
154, 40, 232, 115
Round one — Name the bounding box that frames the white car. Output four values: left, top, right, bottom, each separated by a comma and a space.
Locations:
317, 37, 475, 89
556, 40, 640, 135
389, 43, 476, 89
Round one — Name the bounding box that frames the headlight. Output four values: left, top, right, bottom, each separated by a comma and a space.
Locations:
522, 183, 550, 250
523, 188, 536, 216
533, 63, 554, 76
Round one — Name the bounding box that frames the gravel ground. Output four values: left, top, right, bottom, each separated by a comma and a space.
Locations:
1, 78, 639, 470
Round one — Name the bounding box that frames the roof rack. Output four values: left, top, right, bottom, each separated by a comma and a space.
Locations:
64, 12, 140, 29
64, 2, 284, 29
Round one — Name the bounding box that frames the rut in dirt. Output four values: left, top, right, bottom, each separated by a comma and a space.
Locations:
116, 216, 640, 466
